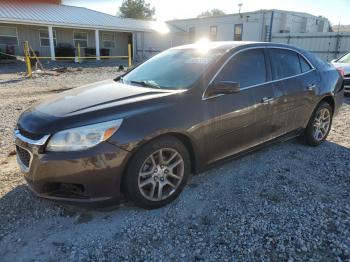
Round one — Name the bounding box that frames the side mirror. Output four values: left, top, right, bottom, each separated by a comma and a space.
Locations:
330, 59, 337, 63
206, 81, 240, 97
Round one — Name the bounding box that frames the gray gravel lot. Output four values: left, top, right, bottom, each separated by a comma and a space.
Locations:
0, 65, 349, 261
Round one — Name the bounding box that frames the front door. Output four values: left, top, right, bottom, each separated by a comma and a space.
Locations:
205, 48, 274, 163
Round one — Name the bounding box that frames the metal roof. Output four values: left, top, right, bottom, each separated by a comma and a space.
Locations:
0, 0, 169, 33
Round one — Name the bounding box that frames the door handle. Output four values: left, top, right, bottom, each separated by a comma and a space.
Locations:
261, 97, 274, 104
307, 84, 316, 91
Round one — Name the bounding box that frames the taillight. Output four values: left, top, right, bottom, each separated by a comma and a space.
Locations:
337, 67, 345, 77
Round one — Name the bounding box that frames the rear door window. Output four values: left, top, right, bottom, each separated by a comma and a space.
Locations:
269, 49, 302, 80
216, 49, 267, 88
299, 54, 313, 73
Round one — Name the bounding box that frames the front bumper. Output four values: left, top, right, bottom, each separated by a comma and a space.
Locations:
15, 130, 130, 204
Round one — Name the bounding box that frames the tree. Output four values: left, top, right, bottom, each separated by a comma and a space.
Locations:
197, 9, 226, 18
118, 0, 155, 20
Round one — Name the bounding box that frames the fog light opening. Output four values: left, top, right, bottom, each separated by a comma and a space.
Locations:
43, 182, 87, 199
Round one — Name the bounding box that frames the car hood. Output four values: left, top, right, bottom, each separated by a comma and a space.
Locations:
34, 79, 182, 116
18, 79, 185, 134
332, 62, 350, 75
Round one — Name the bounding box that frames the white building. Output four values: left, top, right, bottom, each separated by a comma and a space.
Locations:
167, 10, 330, 43
0, 1, 331, 62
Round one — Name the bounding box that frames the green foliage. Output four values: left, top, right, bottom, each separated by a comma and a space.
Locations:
118, 0, 156, 20
197, 9, 226, 18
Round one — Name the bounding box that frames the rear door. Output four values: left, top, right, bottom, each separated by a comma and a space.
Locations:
268, 48, 319, 135
295, 53, 320, 127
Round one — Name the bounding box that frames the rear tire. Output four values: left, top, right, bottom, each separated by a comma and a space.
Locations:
302, 102, 333, 146
123, 136, 191, 209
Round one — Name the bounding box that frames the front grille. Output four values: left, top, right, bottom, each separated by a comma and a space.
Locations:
18, 127, 44, 141
16, 145, 31, 169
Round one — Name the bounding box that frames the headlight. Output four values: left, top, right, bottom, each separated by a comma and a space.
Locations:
46, 119, 123, 152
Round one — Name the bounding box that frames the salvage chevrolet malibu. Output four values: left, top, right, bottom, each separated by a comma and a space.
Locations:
15, 42, 344, 209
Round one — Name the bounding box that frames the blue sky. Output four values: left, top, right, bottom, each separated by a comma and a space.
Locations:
62, 0, 350, 25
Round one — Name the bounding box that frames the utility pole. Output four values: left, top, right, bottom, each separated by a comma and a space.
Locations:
238, 3, 243, 18
337, 22, 340, 34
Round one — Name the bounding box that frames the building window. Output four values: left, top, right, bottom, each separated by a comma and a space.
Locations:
209, 26, 217, 41
102, 33, 115, 48
234, 24, 243, 41
73, 31, 88, 48
39, 29, 57, 47
189, 27, 196, 42
0, 26, 18, 45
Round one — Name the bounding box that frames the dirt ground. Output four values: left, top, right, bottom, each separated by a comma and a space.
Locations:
0, 66, 349, 261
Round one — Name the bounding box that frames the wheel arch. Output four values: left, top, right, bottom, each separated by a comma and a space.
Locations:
119, 132, 199, 194
302, 94, 335, 129
165, 132, 198, 173
319, 95, 335, 114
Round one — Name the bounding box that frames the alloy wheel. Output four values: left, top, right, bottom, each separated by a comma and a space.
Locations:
313, 108, 331, 141
137, 148, 184, 202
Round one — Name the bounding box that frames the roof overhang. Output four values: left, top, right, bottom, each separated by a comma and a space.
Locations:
0, 18, 154, 33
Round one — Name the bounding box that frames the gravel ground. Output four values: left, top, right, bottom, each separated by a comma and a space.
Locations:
0, 67, 349, 261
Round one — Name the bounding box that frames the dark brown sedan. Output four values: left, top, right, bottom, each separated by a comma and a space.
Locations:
15, 42, 344, 209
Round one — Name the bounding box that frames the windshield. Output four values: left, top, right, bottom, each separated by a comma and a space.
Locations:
122, 48, 225, 90
337, 53, 350, 63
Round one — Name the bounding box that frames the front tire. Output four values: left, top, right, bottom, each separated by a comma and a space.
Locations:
124, 136, 191, 209
303, 102, 333, 146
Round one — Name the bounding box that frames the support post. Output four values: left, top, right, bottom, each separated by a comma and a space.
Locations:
78, 43, 81, 63
334, 34, 341, 59
128, 43, 132, 68
268, 10, 274, 42
95, 29, 100, 60
48, 26, 55, 61
132, 32, 136, 61
24, 41, 32, 77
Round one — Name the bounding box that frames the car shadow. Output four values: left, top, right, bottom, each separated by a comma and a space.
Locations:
0, 139, 349, 217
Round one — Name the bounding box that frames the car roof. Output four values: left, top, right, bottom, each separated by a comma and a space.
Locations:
172, 41, 299, 52
171, 41, 327, 70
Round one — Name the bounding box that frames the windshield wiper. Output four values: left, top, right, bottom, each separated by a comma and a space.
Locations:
130, 80, 161, 89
